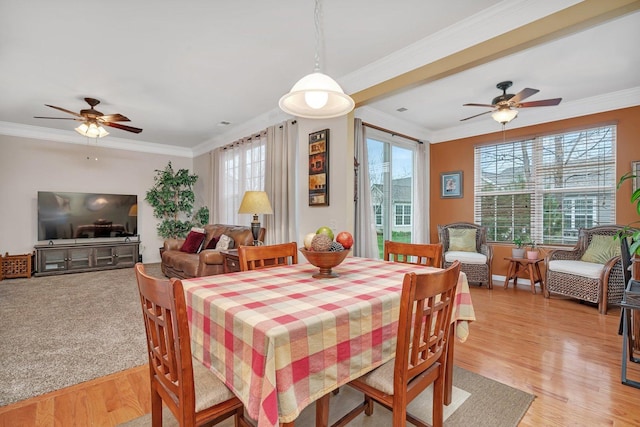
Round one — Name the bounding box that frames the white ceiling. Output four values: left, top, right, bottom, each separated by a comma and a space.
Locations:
1, 0, 639, 156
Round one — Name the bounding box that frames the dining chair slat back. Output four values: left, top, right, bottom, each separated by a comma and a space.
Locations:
134, 263, 247, 427
384, 240, 443, 268
331, 260, 461, 427
238, 242, 298, 271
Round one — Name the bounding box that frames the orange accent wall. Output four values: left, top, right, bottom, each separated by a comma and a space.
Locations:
430, 106, 640, 277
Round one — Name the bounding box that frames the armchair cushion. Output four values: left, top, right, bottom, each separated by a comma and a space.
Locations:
548, 260, 603, 280
444, 251, 487, 264
215, 234, 234, 250
449, 228, 477, 252
581, 234, 621, 264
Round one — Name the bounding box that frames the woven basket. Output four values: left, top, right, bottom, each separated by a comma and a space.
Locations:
1, 252, 33, 279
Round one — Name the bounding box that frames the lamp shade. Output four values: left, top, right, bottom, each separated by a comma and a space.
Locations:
75, 122, 109, 138
492, 108, 518, 124
238, 191, 273, 215
279, 72, 355, 119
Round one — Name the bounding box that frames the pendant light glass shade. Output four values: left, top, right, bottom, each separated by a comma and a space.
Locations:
75, 122, 109, 138
491, 108, 518, 124
279, 72, 355, 119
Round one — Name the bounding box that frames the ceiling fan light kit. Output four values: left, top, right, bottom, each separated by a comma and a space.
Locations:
279, 0, 354, 119
492, 108, 518, 124
75, 122, 109, 138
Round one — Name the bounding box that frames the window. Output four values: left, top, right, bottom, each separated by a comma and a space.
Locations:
374, 204, 383, 226
474, 125, 616, 245
395, 204, 411, 226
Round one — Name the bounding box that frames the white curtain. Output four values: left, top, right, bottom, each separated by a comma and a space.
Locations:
413, 142, 429, 242
210, 132, 267, 226
264, 120, 298, 245
354, 118, 379, 258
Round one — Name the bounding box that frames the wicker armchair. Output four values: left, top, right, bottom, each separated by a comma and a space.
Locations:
544, 225, 630, 314
437, 222, 493, 288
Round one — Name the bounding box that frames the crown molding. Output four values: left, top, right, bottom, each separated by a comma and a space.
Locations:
0, 121, 193, 157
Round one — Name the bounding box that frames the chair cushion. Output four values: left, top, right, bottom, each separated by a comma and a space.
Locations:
192, 358, 236, 411
448, 229, 477, 252
581, 234, 620, 264
548, 260, 604, 279
357, 358, 396, 395
444, 251, 487, 264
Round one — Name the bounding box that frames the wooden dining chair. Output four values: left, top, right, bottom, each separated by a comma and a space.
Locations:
384, 240, 443, 268
134, 263, 248, 427
331, 260, 461, 427
238, 242, 298, 271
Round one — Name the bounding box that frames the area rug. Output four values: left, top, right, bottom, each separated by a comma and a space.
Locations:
0, 263, 164, 407
120, 366, 534, 427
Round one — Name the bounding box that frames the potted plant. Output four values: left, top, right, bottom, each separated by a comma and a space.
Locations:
145, 162, 209, 247
512, 237, 526, 258
526, 241, 540, 260
617, 171, 640, 279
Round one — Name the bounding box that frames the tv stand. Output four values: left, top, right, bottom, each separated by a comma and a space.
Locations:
34, 241, 140, 276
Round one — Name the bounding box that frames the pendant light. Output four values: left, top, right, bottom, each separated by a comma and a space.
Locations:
279, 0, 354, 119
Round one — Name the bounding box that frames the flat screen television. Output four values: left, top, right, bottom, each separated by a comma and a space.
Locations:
37, 191, 138, 241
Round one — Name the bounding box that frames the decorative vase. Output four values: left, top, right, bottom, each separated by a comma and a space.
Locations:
512, 248, 525, 258
526, 250, 539, 260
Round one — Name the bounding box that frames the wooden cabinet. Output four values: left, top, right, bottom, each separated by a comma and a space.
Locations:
221, 250, 240, 273
35, 241, 140, 276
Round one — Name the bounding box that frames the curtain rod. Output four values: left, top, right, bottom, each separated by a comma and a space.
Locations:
362, 122, 423, 144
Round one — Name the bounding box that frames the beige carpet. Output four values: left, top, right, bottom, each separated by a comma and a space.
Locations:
120, 367, 534, 427
0, 263, 163, 407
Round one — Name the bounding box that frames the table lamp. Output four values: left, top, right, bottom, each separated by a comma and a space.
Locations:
238, 191, 273, 246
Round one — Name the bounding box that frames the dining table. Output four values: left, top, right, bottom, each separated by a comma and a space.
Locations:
183, 256, 475, 427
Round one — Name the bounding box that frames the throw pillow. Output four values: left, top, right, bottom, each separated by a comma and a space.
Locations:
215, 234, 235, 250
581, 234, 621, 264
180, 229, 206, 254
448, 228, 477, 252
204, 236, 220, 250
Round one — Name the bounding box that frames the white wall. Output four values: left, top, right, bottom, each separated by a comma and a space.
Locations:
0, 135, 192, 263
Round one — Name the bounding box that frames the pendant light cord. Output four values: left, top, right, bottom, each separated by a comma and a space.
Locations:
313, 0, 322, 72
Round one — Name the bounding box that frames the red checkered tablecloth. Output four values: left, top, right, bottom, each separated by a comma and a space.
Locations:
183, 257, 474, 427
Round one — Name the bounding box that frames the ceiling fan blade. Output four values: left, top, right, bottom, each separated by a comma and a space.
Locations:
45, 104, 84, 118
509, 88, 539, 105
518, 98, 562, 108
98, 113, 130, 122
34, 116, 83, 120
463, 103, 495, 108
102, 121, 143, 134
460, 110, 494, 121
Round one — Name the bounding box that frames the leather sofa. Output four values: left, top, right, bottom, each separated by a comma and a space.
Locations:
161, 224, 265, 279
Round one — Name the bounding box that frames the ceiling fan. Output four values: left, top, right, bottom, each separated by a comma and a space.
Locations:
460, 81, 562, 124
34, 97, 142, 137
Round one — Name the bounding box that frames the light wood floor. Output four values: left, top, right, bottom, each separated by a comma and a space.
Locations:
1, 282, 640, 426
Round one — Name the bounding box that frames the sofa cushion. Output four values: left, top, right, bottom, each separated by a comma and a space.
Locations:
581, 234, 620, 264
448, 228, 477, 252
205, 236, 219, 250
444, 251, 486, 264
215, 234, 234, 250
548, 260, 603, 279
180, 229, 206, 254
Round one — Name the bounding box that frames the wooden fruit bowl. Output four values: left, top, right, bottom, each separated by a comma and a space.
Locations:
299, 248, 351, 279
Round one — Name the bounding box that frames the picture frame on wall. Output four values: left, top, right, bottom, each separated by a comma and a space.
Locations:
309, 129, 329, 206
632, 160, 640, 192
441, 171, 463, 198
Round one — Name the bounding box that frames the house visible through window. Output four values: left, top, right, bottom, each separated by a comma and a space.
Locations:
395, 203, 411, 226
474, 125, 616, 245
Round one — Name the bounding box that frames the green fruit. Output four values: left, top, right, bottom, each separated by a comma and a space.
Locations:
316, 226, 334, 241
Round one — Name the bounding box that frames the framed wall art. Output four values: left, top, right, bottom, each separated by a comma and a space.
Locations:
309, 129, 329, 206
441, 171, 463, 198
